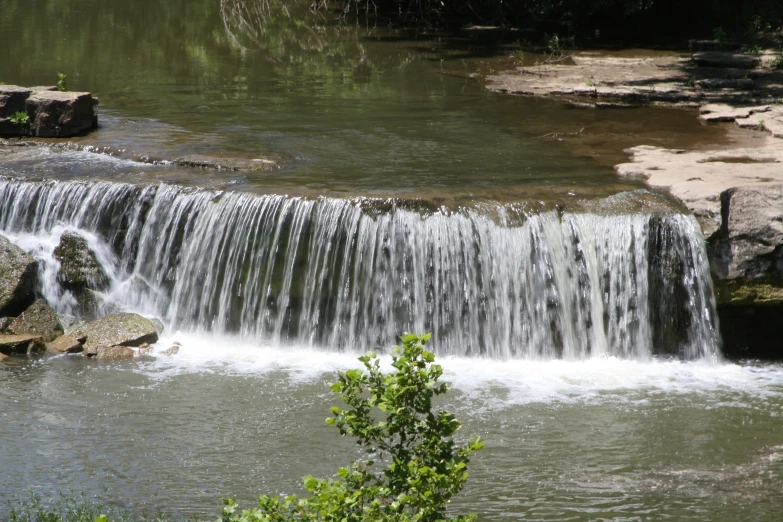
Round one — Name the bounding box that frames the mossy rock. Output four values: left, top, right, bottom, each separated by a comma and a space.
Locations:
80, 313, 158, 355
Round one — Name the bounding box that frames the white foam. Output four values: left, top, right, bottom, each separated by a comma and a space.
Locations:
135, 333, 783, 409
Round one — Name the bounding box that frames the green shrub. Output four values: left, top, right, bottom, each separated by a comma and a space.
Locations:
10, 111, 29, 126
57, 72, 67, 92
220, 333, 484, 522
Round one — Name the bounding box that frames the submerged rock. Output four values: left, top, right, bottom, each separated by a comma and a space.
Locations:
46, 333, 85, 354
81, 313, 158, 356
0, 333, 46, 355
7, 299, 64, 342
0, 235, 38, 316
0, 85, 98, 138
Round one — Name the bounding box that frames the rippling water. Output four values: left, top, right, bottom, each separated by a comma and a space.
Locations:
2, 342, 783, 520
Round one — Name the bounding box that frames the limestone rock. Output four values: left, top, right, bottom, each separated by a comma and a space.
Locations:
0, 235, 38, 316
54, 232, 110, 290
53, 232, 110, 319
699, 104, 770, 123
81, 313, 159, 355
162, 345, 179, 356
7, 299, 64, 342
691, 52, 760, 69
46, 333, 85, 354
26, 90, 96, 137
0, 85, 98, 138
0, 333, 46, 355
95, 345, 135, 359
616, 143, 783, 305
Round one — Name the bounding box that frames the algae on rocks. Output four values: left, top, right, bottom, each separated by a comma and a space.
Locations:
7, 299, 64, 342
79, 313, 159, 356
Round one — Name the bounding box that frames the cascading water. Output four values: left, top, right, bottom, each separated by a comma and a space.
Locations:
0, 178, 720, 360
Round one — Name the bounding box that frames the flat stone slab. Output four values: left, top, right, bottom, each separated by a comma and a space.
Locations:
699, 104, 771, 123
47, 333, 85, 354
486, 52, 783, 108
691, 52, 760, 69
0, 333, 46, 355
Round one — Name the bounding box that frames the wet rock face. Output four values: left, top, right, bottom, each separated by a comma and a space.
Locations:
7, 299, 64, 342
0, 85, 98, 138
54, 232, 110, 291
0, 235, 38, 316
54, 232, 110, 319
80, 313, 159, 356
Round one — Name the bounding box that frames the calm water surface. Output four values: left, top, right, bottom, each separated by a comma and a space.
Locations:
1, 1, 782, 520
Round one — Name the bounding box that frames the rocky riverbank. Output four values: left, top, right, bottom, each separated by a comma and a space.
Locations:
488, 48, 783, 356
0, 233, 176, 361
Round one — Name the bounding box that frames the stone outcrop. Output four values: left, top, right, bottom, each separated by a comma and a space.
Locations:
79, 313, 159, 356
53, 232, 110, 318
0, 235, 38, 316
486, 52, 783, 108
615, 141, 783, 305
0, 85, 98, 138
7, 299, 64, 342
0, 333, 46, 355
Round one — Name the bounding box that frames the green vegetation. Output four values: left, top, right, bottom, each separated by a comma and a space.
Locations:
6, 335, 482, 522
57, 72, 67, 92
10, 111, 29, 126
220, 333, 483, 522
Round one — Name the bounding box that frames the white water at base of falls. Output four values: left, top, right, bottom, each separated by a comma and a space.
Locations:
0, 179, 721, 361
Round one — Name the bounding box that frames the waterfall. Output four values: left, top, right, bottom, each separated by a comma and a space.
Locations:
0, 178, 721, 360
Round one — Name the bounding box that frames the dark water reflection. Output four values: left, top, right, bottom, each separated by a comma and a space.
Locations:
0, 0, 737, 201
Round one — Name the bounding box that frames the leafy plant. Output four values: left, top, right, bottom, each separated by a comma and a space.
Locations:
220, 333, 484, 522
513, 49, 525, 65
546, 33, 562, 56
57, 72, 67, 91
10, 111, 29, 126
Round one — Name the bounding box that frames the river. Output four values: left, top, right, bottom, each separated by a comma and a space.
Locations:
1, 0, 782, 520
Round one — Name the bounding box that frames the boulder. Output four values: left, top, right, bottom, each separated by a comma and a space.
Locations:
7, 299, 64, 342
95, 345, 134, 359
0, 235, 38, 316
81, 312, 158, 355
46, 333, 85, 354
0, 85, 98, 138
53, 232, 110, 319
0, 333, 46, 355
0, 86, 33, 135
691, 52, 760, 69
162, 344, 179, 356
26, 90, 97, 137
